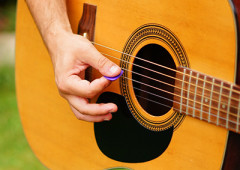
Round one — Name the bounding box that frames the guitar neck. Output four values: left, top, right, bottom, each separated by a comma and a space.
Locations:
173, 67, 240, 134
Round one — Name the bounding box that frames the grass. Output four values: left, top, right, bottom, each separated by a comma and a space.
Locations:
0, 65, 46, 169
0, 2, 46, 169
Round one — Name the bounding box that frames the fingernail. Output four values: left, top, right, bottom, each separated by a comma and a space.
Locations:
104, 118, 111, 121
104, 115, 112, 121
109, 65, 119, 74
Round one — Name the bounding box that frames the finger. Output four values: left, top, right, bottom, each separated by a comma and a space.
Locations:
63, 76, 111, 98
67, 95, 118, 115
82, 43, 121, 77
70, 105, 113, 122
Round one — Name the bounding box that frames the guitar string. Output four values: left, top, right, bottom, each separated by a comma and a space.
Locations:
93, 41, 240, 98
100, 51, 240, 103
120, 73, 239, 119
101, 52, 239, 115
103, 52, 240, 112
133, 93, 239, 133
108, 57, 240, 119
120, 81, 239, 127
94, 41, 240, 94
90, 42, 239, 131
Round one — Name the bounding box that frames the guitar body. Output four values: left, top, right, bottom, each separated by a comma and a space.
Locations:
15, 0, 240, 169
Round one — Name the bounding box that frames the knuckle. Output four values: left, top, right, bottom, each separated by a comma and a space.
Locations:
80, 40, 93, 53
56, 78, 68, 93
86, 89, 96, 98
75, 114, 82, 120
71, 107, 84, 120
98, 57, 109, 69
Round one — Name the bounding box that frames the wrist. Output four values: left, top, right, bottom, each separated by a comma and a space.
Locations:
43, 21, 72, 48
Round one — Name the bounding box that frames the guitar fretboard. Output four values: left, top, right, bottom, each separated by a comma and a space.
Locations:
173, 67, 240, 134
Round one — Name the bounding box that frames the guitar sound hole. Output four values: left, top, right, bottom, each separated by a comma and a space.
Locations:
132, 44, 176, 116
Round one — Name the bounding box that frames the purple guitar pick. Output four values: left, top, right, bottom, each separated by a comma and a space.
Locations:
104, 70, 124, 81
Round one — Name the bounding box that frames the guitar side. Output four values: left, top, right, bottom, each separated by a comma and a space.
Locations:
222, 0, 240, 169
16, 0, 239, 169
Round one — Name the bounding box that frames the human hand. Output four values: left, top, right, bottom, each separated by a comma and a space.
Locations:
47, 31, 121, 122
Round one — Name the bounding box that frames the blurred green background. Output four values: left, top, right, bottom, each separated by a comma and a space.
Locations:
0, 0, 46, 169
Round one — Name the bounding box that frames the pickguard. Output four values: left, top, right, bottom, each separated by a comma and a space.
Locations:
94, 92, 173, 163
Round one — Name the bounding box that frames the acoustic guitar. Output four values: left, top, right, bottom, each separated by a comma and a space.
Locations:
16, 0, 240, 169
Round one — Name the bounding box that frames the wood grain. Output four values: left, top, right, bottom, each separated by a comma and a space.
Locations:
15, 0, 237, 169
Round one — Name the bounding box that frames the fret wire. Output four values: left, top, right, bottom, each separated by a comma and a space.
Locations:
186, 71, 192, 115
217, 82, 223, 126
208, 78, 214, 122
226, 84, 233, 129
180, 69, 186, 113
183, 110, 238, 133
193, 72, 199, 118
200, 75, 207, 120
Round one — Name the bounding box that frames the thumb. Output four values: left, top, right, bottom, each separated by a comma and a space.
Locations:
86, 46, 121, 77
97, 55, 121, 77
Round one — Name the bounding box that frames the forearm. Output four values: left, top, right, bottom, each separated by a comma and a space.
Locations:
25, 0, 72, 51
25, 0, 121, 122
